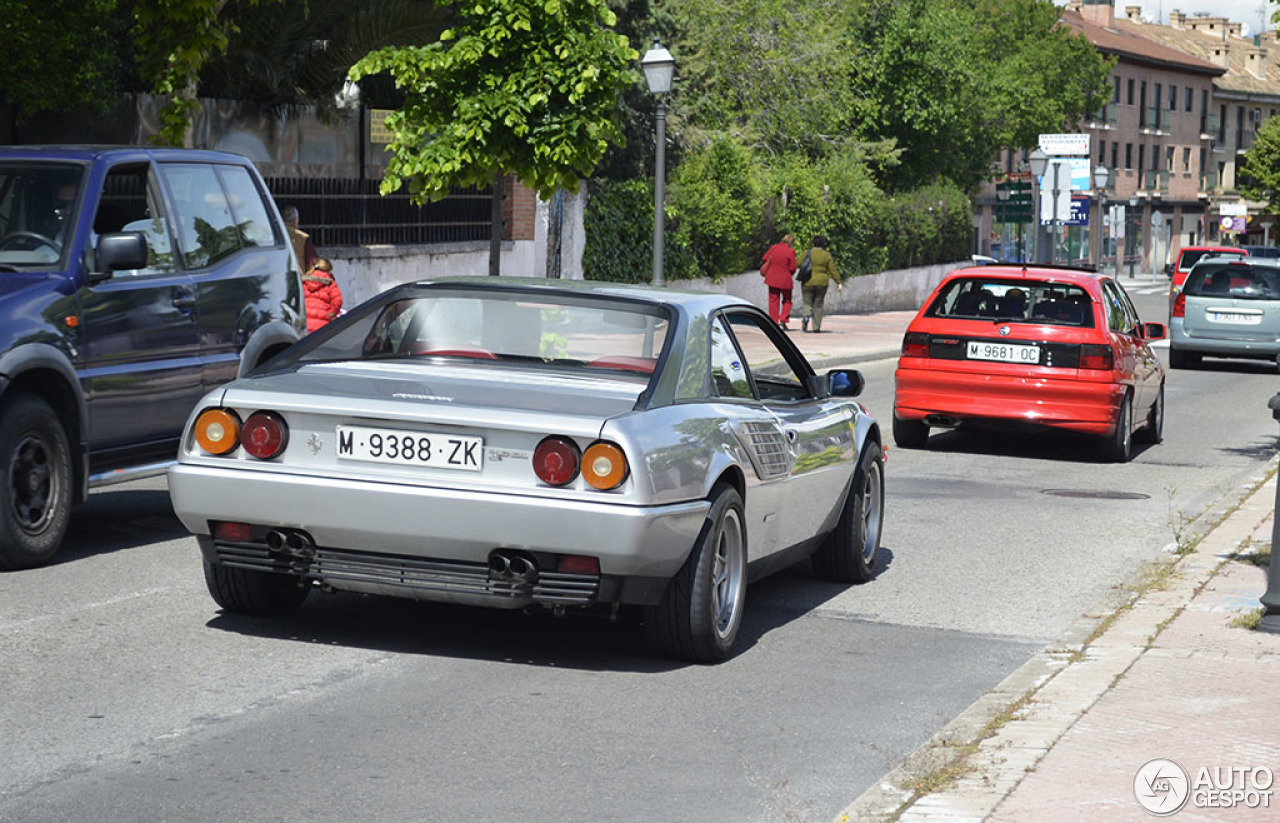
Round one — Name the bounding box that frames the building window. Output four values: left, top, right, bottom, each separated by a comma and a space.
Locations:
1182, 146, 1191, 172
1098, 140, 1105, 163
1169, 85, 1177, 110
1166, 145, 1174, 172
1125, 143, 1133, 169
1140, 81, 1147, 125
1186, 87, 1194, 113
1220, 104, 1228, 141
1127, 78, 1135, 105
1138, 144, 1145, 178
1111, 142, 1118, 171
1113, 79, 1120, 103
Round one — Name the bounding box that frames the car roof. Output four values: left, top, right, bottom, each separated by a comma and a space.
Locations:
0, 144, 260, 165
941, 264, 1104, 287
1178, 245, 1245, 255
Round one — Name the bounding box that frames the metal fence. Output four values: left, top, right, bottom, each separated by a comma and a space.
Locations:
265, 177, 494, 246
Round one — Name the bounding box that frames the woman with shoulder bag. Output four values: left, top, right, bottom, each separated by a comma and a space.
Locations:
800, 235, 842, 333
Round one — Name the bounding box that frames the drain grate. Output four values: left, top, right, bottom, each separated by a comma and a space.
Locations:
1041, 489, 1151, 500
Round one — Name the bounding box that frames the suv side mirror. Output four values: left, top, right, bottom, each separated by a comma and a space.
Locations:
92, 232, 148, 281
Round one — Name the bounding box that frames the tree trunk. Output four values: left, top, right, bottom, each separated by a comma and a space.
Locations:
489, 178, 505, 276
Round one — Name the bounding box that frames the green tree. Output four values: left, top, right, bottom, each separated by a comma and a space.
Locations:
348, 0, 637, 274
132, 0, 285, 147
1240, 116, 1280, 213
0, 0, 127, 121
849, 0, 1112, 191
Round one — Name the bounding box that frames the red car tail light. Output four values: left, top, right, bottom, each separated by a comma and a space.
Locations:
902, 332, 930, 358
1171, 291, 1186, 318
1079, 344, 1115, 370
533, 436, 580, 486
582, 441, 629, 490
242, 411, 289, 460
193, 408, 241, 455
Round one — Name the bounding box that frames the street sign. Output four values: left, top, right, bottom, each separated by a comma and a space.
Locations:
1111, 205, 1126, 239
1151, 210, 1164, 228
996, 181, 1033, 224
1039, 158, 1074, 223
1221, 203, 1247, 216
1038, 133, 1090, 156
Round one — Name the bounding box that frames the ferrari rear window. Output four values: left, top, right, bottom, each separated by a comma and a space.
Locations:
297, 290, 670, 373
926, 278, 1095, 327
1184, 265, 1280, 300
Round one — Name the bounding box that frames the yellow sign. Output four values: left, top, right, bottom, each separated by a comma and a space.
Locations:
369, 109, 395, 144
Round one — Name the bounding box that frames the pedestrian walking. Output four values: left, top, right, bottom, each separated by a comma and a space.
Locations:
800, 235, 843, 333
281, 205, 319, 273
303, 257, 344, 333
760, 233, 797, 330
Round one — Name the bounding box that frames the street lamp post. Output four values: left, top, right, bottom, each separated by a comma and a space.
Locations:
1128, 194, 1140, 278
1029, 148, 1048, 264
1092, 164, 1110, 269
996, 185, 1010, 262
641, 43, 675, 287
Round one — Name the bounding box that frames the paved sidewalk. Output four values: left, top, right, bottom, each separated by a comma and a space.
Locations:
839, 468, 1280, 823
768, 310, 915, 370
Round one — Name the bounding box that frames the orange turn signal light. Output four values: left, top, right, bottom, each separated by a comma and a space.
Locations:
193, 408, 241, 455
582, 441, 628, 490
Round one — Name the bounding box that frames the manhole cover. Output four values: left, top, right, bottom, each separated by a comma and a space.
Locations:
1041, 489, 1150, 500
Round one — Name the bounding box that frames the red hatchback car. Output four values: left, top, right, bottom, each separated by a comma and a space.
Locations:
893, 264, 1166, 462
1168, 245, 1246, 295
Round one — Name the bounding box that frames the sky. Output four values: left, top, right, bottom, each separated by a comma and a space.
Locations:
1055, 1, 1279, 36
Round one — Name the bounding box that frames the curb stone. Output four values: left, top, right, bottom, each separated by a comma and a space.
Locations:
834, 458, 1280, 823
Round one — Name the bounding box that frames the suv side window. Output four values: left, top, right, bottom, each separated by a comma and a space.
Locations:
95, 164, 176, 277
159, 163, 241, 269
217, 165, 277, 249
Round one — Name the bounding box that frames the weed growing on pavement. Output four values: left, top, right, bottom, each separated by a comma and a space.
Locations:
1229, 607, 1265, 630
1234, 542, 1271, 567
1166, 486, 1196, 554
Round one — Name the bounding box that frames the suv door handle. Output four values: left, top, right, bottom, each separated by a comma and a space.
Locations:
171, 288, 196, 310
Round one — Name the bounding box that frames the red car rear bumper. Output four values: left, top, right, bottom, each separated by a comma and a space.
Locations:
894, 366, 1124, 436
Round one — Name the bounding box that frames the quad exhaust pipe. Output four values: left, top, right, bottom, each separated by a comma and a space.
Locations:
488, 550, 538, 584
265, 528, 316, 558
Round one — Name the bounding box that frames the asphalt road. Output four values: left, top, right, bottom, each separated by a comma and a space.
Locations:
2, 283, 1275, 823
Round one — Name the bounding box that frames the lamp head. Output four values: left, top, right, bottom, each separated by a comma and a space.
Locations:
641, 42, 675, 95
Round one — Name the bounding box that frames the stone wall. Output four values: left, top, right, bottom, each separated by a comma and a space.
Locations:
682, 261, 961, 315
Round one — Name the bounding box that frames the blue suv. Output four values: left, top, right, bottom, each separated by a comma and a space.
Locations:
0, 146, 306, 569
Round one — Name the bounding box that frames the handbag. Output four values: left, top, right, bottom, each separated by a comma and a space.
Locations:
796, 250, 813, 284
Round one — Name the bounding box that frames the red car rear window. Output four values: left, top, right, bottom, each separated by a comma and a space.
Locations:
926, 278, 1095, 327
1178, 249, 1245, 271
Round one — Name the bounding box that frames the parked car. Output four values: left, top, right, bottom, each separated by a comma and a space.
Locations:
167, 279, 885, 662
893, 264, 1166, 462
1169, 258, 1280, 370
1168, 245, 1246, 295
0, 146, 306, 570
1241, 245, 1280, 260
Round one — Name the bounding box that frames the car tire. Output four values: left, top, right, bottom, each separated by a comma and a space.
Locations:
644, 483, 747, 663
812, 441, 884, 584
1168, 347, 1200, 369
203, 559, 310, 615
0, 393, 73, 570
892, 413, 929, 449
1099, 393, 1133, 463
1136, 384, 1164, 445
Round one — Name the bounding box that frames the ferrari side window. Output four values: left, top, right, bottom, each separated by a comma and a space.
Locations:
710, 316, 753, 399
725, 312, 808, 402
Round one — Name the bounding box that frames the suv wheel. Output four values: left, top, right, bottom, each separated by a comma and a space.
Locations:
0, 394, 73, 570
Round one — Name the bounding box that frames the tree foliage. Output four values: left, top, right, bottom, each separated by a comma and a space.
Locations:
132, 0, 285, 146
0, 0, 126, 121
1240, 117, 1280, 213
348, 0, 638, 203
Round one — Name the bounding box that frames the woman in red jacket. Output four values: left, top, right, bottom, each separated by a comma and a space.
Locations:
760, 233, 797, 329
303, 258, 344, 333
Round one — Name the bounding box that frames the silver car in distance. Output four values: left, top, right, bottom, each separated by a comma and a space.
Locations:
168, 278, 886, 662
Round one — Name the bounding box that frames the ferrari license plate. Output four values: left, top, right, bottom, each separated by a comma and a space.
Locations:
966, 341, 1040, 364
336, 425, 483, 471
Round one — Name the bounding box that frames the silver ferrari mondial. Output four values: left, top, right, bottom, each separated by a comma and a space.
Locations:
168, 278, 886, 662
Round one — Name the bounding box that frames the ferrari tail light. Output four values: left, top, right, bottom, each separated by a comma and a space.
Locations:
242, 411, 289, 460
558, 555, 600, 575
193, 408, 241, 455
533, 436, 580, 486
213, 521, 253, 542
1079, 344, 1115, 371
1171, 291, 1186, 318
582, 441, 629, 490
902, 332, 930, 358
